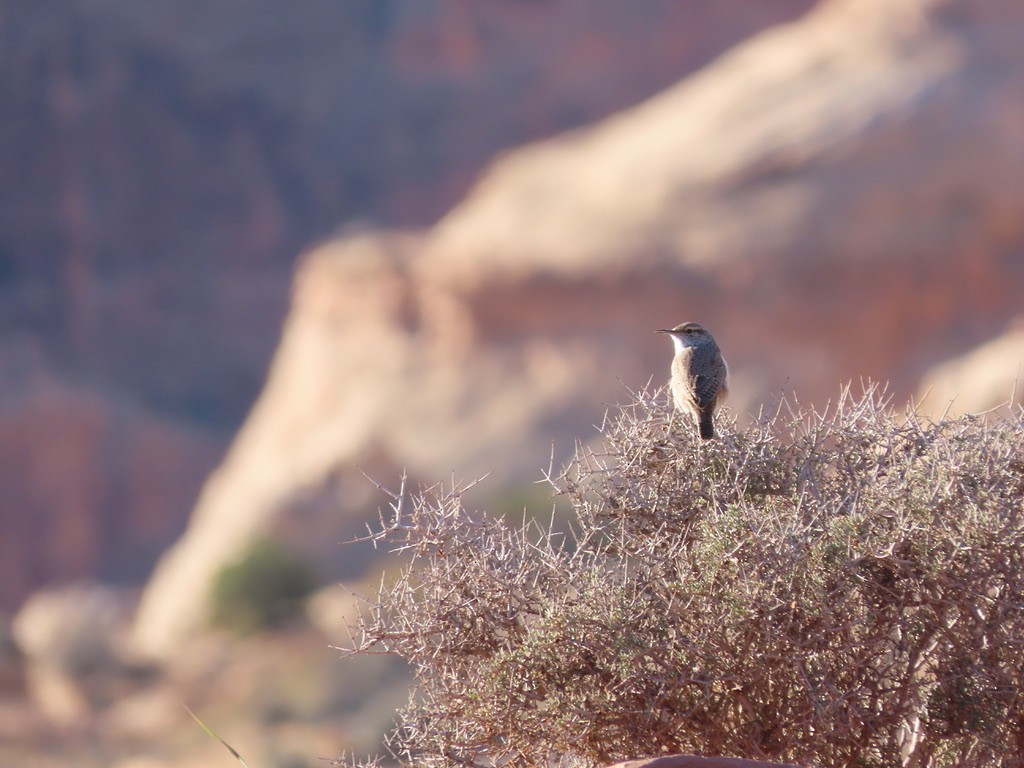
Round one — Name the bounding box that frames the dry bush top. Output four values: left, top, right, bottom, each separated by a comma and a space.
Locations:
351, 387, 1024, 768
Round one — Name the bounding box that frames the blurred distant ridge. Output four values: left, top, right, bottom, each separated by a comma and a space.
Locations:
0, 0, 812, 609
134, 0, 1024, 655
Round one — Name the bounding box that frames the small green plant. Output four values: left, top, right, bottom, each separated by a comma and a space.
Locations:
210, 537, 316, 633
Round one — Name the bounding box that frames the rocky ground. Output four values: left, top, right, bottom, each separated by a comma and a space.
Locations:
1, 582, 407, 768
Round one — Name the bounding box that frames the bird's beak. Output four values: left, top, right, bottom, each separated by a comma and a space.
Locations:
656, 329, 673, 334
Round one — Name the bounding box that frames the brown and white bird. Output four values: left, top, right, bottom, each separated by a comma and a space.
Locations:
657, 322, 729, 439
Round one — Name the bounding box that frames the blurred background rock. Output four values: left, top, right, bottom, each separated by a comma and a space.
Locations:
1, 0, 1022, 765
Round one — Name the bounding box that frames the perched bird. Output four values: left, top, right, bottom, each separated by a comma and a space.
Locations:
657, 322, 729, 439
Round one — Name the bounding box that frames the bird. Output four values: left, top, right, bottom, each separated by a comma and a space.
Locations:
657, 321, 729, 439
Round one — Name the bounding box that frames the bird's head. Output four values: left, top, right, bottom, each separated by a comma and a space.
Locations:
657, 322, 711, 354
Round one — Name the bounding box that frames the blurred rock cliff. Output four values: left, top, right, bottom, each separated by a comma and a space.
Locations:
134, 0, 1024, 656
0, 0, 813, 611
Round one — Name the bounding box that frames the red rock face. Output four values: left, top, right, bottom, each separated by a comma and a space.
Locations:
134, 0, 1024, 654
0, 0, 815, 418
0, 376, 219, 611
1, 1, 814, 609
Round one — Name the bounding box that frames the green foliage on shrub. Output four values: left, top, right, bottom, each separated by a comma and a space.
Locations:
211, 537, 316, 634
353, 386, 1024, 768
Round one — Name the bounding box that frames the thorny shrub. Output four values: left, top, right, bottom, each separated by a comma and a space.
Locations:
348, 385, 1024, 768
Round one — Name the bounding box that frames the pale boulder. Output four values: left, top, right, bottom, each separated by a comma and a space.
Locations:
916, 321, 1024, 418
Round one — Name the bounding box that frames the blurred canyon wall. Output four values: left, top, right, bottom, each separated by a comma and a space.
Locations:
0, 1, 814, 610
135, 0, 1024, 655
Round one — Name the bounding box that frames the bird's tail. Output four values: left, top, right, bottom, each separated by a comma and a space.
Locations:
698, 408, 715, 440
